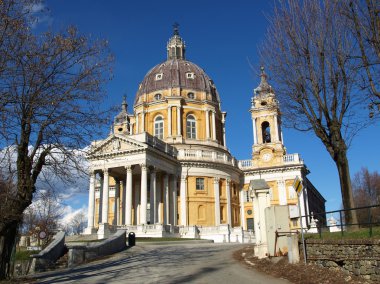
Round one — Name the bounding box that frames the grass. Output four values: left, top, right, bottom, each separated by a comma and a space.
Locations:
303, 226, 380, 240
15, 249, 40, 261
136, 237, 197, 242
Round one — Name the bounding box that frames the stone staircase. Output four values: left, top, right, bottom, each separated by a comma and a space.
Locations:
54, 252, 68, 270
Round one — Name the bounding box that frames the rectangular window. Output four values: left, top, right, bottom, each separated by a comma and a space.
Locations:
244, 190, 253, 202
196, 178, 204, 190
288, 186, 296, 199
186, 119, 196, 139
186, 72, 195, 79
154, 120, 164, 139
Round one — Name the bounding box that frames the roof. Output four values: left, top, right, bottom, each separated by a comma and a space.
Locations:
249, 179, 270, 190
134, 59, 220, 104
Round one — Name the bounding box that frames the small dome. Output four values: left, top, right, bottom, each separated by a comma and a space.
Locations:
134, 59, 220, 104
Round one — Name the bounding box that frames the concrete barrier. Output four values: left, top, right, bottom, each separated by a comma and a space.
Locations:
67, 229, 127, 267
29, 231, 66, 273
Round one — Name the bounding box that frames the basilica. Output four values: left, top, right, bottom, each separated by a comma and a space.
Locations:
84, 27, 325, 243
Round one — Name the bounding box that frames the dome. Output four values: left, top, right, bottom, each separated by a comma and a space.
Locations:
134, 59, 220, 104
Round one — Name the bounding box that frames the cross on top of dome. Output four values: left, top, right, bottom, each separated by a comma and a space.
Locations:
173, 22, 180, 36
167, 23, 186, 60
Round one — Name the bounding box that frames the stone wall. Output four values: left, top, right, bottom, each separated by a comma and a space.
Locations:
29, 231, 66, 273
305, 239, 380, 281
67, 229, 127, 267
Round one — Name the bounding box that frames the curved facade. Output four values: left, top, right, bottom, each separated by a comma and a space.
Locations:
85, 28, 325, 245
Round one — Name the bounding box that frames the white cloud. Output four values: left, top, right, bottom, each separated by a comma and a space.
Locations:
24, 2, 53, 28
29, 3, 45, 13
60, 205, 88, 226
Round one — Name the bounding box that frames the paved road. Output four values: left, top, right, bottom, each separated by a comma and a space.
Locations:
32, 243, 289, 284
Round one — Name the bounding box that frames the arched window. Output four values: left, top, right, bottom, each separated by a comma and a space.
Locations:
186, 115, 196, 139
261, 121, 271, 143
154, 116, 164, 139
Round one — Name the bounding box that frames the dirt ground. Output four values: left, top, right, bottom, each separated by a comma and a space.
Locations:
234, 246, 373, 284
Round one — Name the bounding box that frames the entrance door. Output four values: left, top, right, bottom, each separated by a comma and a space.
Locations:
247, 218, 254, 231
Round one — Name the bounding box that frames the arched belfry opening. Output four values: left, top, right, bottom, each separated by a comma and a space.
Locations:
262, 121, 271, 143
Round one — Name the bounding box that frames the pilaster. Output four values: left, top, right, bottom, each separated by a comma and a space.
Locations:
214, 177, 220, 226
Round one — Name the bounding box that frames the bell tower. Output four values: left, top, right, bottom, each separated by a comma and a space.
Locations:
250, 67, 285, 166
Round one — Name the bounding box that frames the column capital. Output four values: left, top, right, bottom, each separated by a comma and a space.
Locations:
150, 166, 157, 174
89, 171, 96, 178
181, 175, 187, 182
103, 169, 109, 176
226, 177, 231, 184
140, 163, 148, 171
213, 177, 220, 184
125, 165, 133, 172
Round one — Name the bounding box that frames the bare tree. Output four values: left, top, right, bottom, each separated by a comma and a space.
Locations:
0, 0, 113, 279
342, 0, 380, 112
22, 189, 64, 243
67, 211, 86, 235
352, 167, 380, 225
259, 0, 374, 227
352, 167, 380, 205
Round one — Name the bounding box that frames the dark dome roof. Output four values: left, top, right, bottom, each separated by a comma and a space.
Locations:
134, 59, 220, 104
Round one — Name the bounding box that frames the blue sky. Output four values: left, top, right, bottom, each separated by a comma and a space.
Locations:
43, 0, 380, 213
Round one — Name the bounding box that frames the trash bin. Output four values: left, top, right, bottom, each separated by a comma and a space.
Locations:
128, 232, 136, 247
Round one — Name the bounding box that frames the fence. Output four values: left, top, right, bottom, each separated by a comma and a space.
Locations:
304, 204, 380, 238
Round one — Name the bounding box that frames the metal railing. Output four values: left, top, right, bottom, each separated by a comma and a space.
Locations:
303, 204, 380, 238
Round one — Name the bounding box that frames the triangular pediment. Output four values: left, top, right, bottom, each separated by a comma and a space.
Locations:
88, 134, 147, 157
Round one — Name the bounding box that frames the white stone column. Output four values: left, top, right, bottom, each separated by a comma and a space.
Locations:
226, 178, 232, 226
214, 177, 220, 226
240, 189, 246, 229
125, 166, 133, 225
86, 172, 96, 232
274, 114, 279, 141
122, 177, 126, 225
252, 117, 257, 144
205, 109, 210, 139
136, 113, 139, 134
176, 106, 181, 136
113, 178, 120, 225
222, 113, 227, 146
163, 174, 169, 224
157, 176, 163, 224
101, 169, 109, 224
168, 106, 172, 137
140, 164, 148, 224
134, 180, 140, 225
180, 175, 187, 226
171, 175, 178, 226
129, 122, 134, 135
150, 169, 156, 224
253, 187, 271, 258
211, 111, 216, 140
98, 175, 104, 224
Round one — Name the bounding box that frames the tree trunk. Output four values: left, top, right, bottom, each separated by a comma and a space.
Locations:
335, 150, 359, 230
0, 221, 18, 279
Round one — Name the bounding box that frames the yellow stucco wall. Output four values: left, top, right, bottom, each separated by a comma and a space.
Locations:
242, 177, 300, 230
